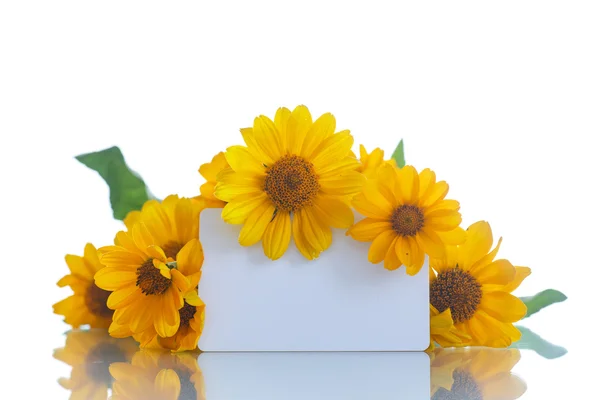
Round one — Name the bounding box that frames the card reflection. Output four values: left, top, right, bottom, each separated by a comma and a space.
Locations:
54, 330, 526, 399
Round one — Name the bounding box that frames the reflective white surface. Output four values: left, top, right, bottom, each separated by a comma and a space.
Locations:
47, 327, 576, 399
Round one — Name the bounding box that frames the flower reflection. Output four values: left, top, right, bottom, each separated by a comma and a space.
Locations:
54, 329, 138, 400
430, 348, 527, 400
110, 349, 205, 400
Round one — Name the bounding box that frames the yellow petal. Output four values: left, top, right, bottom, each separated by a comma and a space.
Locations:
292, 212, 317, 260
147, 245, 167, 262
184, 291, 204, 307
396, 236, 425, 275
417, 168, 436, 199
238, 202, 275, 247
94, 267, 137, 291
319, 171, 365, 196
419, 181, 449, 208
437, 226, 467, 245
415, 229, 445, 258
317, 156, 360, 178
368, 230, 397, 264
132, 223, 156, 254
300, 112, 336, 158
221, 193, 269, 224
107, 285, 141, 309
286, 105, 312, 154
470, 237, 503, 275
176, 239, 204, 276
458, 220, 493, 271
475, 259, 516, 286
397, 165, 419, 205
214, 167, 263, 202
502, 266, 531, 293
383, 237, 402, 270
64, 254, 94, 279
262, 211, 292, 260
352, 191, 392, 219
299, 208, 332, 254
274, 107, 291, 151
225, 145, 264, 175
360, 179, 394, 215
347, 218, 391, 241
312, 130, 354, 169
253, 115, 283, 161
480, 292, 528, 323
174, 197, 198, 245
313, 196, 354, 229
426, 212, 462, 231
171, 269, 190, 291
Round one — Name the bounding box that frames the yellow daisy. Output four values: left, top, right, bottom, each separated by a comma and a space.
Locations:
95, 225, 203, 339
215, 105, 365, 260
197, 152, 230, 209
116, 285, 206, 352
53, 243, 113, 329
110, 350, 205, 400
430, 221, 531, 347
430, 348, 526, 400
54, 329, 138, 400
428, 304, 470, 351
122, 195, 202, 259
356, 144, 395, 179
347, 164, 465, 275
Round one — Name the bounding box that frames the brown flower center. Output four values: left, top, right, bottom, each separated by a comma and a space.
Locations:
163, 241, 183, 259
179, 302, 197, 328
136, 259, 171, 295
264, 155, 320, 212
85, 283, 113, 318
432, 369, 482, 400
390, 205, 425, 236
430, 267, 482, 324
85, 342, 127, 387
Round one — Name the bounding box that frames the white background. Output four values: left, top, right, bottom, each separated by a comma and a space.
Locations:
1, 1, 598, 398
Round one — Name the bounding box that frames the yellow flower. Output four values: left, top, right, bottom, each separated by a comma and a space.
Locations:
53, 243, 113, 329
115, 286, 206, 352
347, 164, 465, 275
430, 221, 531, 347
110, 350, 205, 400
428, 305, 470, 351
215, 105, 365, 260
123, 195, 203, 259
197, 152, 230, 208
430, 348, 527, 399
95, 224, 203, 340
357, 144, 395, 179
54, 329, 138, 400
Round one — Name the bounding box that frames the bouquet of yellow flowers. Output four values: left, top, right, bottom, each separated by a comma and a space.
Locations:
53, 105, 566, 353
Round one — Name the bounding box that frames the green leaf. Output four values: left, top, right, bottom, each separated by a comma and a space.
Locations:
510, 326, 567, 359
520, 289, 567, 319
76, 146, 152, 220
391, 139, 405, 168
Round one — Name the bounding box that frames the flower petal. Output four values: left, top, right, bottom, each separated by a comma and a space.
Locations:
225, 145, 264, 175
262, 211, 292, 260
221, 193, 269, 224
176, 239, 204, 276
286, 105, 312, 154
368, 230, 397, 264
397, 165, 419, 205
300, 112, 336, 158
347, 218, 391, 241
313, 196, 354, 229
238, 202, 276, 247
475, 259, 516, 286
480, 292, 528, 323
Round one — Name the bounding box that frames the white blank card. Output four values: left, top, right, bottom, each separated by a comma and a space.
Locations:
198, 209, 429, 352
